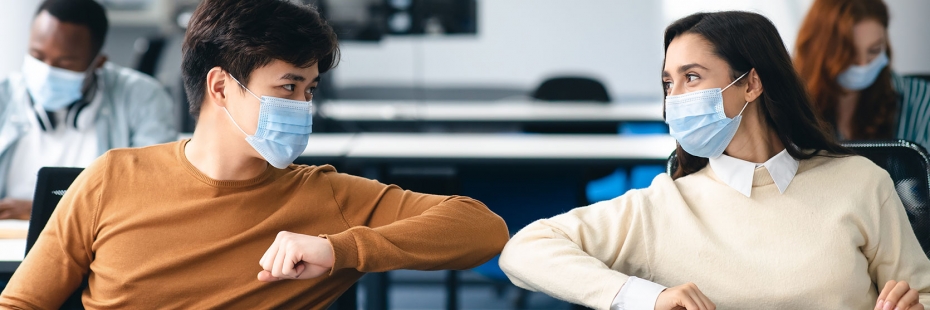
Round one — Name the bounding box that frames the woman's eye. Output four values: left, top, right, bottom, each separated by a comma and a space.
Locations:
283, 84, 295, 91
686, 74, 699, 82
306, 87, 316, 95
662, 82, 672, 94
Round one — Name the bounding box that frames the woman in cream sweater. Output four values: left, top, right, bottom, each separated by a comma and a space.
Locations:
499, 11, 930, 310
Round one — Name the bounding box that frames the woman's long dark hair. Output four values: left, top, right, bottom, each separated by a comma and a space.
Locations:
665, 12, 851, 179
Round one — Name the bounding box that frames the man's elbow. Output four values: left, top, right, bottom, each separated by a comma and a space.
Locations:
451, 196, 510, 264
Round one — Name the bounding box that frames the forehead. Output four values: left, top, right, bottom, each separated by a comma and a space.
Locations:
664, 33, 717, 68
30, 11, 93, 46
851, 19, 885, 46
252, 59, 320, 79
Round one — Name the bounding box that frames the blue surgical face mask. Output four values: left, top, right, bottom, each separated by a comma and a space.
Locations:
837, 50, 888, 91
665, 71, 750, 158
225, 75, 313, 169
22, 54, 90, 111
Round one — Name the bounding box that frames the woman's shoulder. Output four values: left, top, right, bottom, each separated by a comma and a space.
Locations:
798, 153, 893, 188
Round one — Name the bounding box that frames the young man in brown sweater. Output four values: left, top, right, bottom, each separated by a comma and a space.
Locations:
0, 0, 509, 308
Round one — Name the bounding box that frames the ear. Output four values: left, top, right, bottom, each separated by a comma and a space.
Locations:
206, 67, 228, 108
743, 68, 764, 103
95, 55, 108, 70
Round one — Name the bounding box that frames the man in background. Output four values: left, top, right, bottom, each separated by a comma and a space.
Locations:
0, 0, 177, 219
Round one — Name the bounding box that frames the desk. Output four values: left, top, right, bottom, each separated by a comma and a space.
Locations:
0, 220, 28, 273
322, 100, 664, 122
320, 100, 664, 133
346, 133, 676, 165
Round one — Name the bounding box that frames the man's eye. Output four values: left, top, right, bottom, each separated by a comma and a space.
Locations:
283, 84, 295, 91
306, 87, 316, 95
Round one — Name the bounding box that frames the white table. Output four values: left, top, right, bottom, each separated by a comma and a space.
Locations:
321, 100, 664, 122
0, 239, 26, 262
0, 220, 28, 272
346, 133, 676, 163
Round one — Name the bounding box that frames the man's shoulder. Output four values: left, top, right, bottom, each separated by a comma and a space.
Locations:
101, 63, 166, 94
102, 141, 182, 170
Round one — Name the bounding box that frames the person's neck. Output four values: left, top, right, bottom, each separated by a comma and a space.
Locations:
835, 90, 860, 138
184, 110, 268, 181
723, 106, 785, 163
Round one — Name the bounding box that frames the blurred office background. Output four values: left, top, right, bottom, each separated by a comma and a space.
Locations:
1, 0, 927, 309
1, 0, 928, 107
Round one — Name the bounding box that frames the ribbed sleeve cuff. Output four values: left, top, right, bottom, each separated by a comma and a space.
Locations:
321, 231, 359, 275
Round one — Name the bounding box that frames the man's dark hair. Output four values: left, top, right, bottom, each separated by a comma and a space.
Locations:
36, 0, 109, 56
182, 0, 340, 118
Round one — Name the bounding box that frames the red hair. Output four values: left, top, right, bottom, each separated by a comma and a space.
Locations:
794, 0, 897, 139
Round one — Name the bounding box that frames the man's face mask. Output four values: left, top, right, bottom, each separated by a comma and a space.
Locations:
225, 74, 314, 169
21, 54, 95, 111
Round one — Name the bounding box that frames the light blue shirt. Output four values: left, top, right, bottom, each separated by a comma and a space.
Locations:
0, 62, 178, 198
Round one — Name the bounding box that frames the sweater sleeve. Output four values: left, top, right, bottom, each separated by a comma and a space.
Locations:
861, 174, 930, 307
320, 171, 509, 273
499, 191, 651, 310
0, 153, 108, 309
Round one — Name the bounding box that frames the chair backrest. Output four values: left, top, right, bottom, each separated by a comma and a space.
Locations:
26, 167, 359, 309
531, 76, 611, 102
906, 74, 930, 83
131, 36, 167, 77
666, 140, 930, 258
28, 167, 85, 309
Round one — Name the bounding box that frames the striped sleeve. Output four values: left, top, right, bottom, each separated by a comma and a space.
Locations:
893, 74, 930, 151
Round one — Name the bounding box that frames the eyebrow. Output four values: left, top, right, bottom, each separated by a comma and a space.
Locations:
662, 63, 709, 78
278, 73, 322, 83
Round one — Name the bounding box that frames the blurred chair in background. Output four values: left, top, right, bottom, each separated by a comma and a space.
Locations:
131, 36, 167, 77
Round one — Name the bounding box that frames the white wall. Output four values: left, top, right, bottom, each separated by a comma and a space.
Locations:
885, 0, 930, 75
333, 0, 930, 100
0, 0, 42, 80
335, 0, 667, 100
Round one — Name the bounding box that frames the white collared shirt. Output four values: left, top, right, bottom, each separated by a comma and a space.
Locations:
707, 149, 799, 197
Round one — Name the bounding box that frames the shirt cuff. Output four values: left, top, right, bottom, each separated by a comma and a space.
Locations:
319, 230, 359, 274
610, 276, 667, 310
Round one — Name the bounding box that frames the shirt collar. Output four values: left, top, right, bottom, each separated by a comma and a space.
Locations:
707, 149, 799, 197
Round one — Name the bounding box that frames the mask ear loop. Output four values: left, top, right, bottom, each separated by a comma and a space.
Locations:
228, 74, 262, 101
723, 71, 753, 118
223, 73, 257, 137
721, 71, 750, 92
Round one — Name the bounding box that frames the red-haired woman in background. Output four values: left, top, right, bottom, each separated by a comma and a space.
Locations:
795, 0, 929, 150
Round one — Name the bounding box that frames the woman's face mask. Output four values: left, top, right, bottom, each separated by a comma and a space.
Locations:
836, 50, 888, 91
665, 72, 750, 158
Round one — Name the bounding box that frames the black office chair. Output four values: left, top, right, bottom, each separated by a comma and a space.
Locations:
26, 167, 358, 309
531, 76, 611, 103
131, 36, 167, 77
666, 140, 930, 258
905, 74, 930, 83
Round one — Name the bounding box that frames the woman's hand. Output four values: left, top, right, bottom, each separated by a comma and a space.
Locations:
876, 280, 923, 310
655, 282, 716, 310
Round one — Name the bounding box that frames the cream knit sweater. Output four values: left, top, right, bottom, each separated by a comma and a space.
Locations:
500, 154, 930, 309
